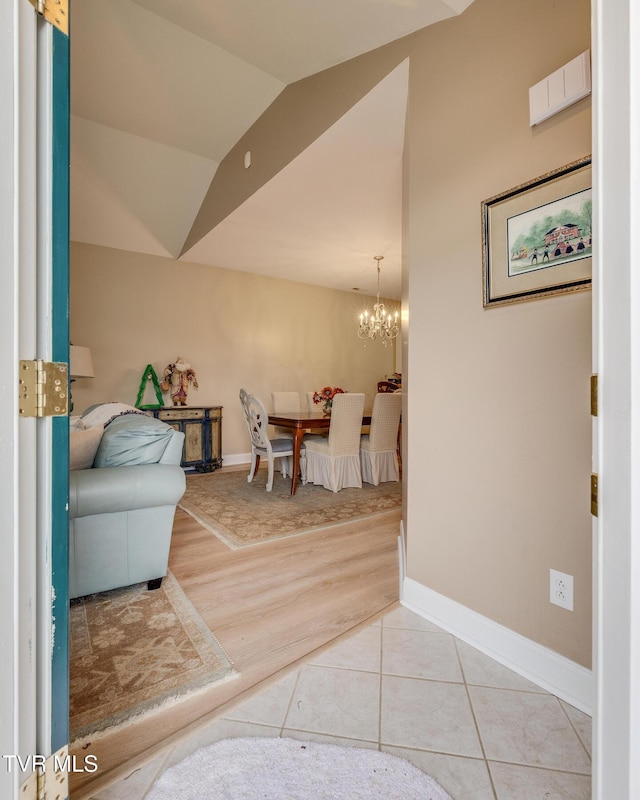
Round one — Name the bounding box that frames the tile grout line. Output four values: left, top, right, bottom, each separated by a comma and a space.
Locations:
557, 699, 593, 761
280, 666, 303, 737
452, 637, 500, 800
485, 757, 593, 778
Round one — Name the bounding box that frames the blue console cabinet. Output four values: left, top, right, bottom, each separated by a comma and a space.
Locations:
152, 406, 222, 471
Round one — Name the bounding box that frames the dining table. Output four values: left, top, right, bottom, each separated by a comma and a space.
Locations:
267, 409, 372, 496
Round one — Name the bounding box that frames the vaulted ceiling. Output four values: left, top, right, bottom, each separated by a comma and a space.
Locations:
70, 0, 475, 299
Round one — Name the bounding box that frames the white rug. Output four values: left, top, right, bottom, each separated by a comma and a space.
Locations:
147, 737, 452, 800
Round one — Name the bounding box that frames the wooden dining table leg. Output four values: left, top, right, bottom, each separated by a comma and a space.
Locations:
290, 428, 304, 496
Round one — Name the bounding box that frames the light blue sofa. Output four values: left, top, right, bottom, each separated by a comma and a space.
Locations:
69, 411, 186, 599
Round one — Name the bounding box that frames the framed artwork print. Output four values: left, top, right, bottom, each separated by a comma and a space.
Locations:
482, 156, 592, 307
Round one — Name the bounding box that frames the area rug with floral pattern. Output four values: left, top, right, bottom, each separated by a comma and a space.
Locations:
69, 571, 237, 742
179, 469, 402, 549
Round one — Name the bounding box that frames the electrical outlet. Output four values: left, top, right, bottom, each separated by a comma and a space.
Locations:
550, 569, 574, 611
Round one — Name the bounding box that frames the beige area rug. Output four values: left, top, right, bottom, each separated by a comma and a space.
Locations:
179, 469, 402, 549
69, 572, 236, 742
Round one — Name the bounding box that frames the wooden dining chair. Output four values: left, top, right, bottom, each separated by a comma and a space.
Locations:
239, 389, 294, 491
304, 393, 365, 492
360, 391, 402, 485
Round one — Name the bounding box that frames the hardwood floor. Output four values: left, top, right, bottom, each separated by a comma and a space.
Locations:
70, 476, 401, 799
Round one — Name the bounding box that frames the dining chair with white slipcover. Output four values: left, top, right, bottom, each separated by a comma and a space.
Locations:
239, 389, 293, 491
360, 391, 401, 485
271, 391, 302, 437
271, 391, 309, 481
304, 391, 331, 437
303, 392, 365, 492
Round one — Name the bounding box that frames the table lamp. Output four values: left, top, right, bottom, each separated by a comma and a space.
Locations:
70, 345, 95, 380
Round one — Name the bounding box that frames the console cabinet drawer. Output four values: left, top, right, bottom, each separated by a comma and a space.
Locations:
158, 407, 205, 421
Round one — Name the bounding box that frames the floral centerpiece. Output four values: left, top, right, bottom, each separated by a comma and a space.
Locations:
312, 386, 345, 414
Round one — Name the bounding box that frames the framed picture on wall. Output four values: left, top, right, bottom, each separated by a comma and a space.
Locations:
482, 156, 592, 308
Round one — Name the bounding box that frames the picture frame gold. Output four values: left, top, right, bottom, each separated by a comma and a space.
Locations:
482, 156, 592, 308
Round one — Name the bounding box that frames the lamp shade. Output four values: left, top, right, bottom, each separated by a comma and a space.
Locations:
70, 345, 95, 379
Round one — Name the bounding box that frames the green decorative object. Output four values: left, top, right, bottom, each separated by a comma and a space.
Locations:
135, 365, 164, 409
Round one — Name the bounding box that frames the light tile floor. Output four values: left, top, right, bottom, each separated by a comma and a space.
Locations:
92, 606, 591, 800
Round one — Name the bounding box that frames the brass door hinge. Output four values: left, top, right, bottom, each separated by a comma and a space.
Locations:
18, 745, 69, 800
27, 0, 68, 35
591, 473, 599, 517
19, 360, 68, 417
590, 374, 598, 416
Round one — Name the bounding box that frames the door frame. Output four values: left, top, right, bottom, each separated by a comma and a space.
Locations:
46, 18, 71, 754
0, 3, 40, 796
0, 2, 69, 798
592, 0, 640, 796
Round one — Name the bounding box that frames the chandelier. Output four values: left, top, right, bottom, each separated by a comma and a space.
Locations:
358, 256, 399, 345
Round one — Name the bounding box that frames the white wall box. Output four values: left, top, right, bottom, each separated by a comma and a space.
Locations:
529, 50, 591, 126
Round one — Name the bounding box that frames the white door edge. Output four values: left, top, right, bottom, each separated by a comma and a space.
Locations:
0, 2, 40, 798
592, 0, 640, 796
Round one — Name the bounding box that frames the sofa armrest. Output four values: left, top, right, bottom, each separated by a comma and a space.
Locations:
69, 464, 186, 519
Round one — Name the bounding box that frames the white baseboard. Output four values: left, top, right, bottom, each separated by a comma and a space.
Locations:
220, 452, 251, 466
223, 454, 291, 468
401, 577, 592, 715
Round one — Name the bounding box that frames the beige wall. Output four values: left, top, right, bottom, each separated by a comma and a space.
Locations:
405, 0, 592, 666
70, 242, 395, 456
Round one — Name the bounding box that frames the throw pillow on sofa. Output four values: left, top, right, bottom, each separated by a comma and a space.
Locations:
93, 414, 176, 467
70, 426, 104, 470
81, 402, 149, 429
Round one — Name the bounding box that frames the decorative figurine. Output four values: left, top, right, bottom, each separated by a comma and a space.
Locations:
161, 357, 198, 406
